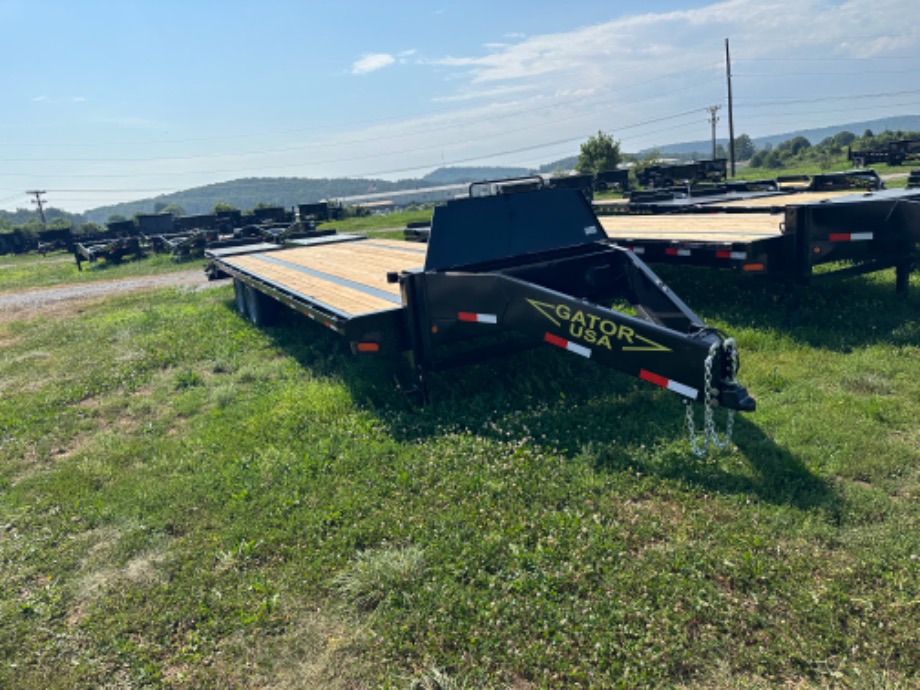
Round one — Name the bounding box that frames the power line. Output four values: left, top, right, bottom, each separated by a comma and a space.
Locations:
44, 188, 177, 194
735, 68, 920, 78
732, 88, 920, 106
0, 105, 713, 182
735, 53, 920, 61
0, 192, 28, 206
0, 76, 725, 166
0, 60, 725, 152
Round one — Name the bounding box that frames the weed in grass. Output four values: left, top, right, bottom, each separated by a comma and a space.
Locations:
334, 544, 426, 613
211, 382, 238, 409
235, 361, 274, 384
409, 665, 485, 690
211, 358, 232, 374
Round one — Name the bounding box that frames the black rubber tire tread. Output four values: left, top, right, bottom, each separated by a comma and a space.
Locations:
244, 283, 278, 327
233, 279, 248, 317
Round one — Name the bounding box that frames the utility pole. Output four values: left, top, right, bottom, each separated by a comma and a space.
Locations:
706, 105, 721, 161
26, 190, 48, 229
725, 38, 736, 177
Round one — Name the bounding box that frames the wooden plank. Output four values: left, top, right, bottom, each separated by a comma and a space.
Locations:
599, 214, 783, 243
223, 240, 424, 317
280, 241, 423, 294
715, 190, 855, 208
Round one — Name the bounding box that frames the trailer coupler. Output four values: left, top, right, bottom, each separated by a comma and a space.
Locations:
719, 382, 756, 412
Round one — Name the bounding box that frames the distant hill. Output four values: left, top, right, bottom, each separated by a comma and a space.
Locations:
421, 166, 533, 185
84, 169, 539, 223
54, 112, 920, 223
83, 176, 438, 224
640, 115, 920, 158
538, 156, 579, 173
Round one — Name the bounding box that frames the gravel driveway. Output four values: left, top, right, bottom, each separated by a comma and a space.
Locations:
0, 269, 230, 324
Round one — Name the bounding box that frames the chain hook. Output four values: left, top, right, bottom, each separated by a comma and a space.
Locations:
685, 339, 737, 458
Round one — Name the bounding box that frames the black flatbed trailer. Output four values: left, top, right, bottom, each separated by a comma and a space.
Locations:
594, 169, 883, 216
597, 188, 920, 295
208, 188, 756, 453
607, 189, 860, 215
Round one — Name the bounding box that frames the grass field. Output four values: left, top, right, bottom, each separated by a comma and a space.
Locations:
329, 209, 434, 236
1, 249, 919, 688
0, 251, 205, 292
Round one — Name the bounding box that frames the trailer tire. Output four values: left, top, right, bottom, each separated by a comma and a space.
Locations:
244, 284, 278, 327
233, 279, 248, 317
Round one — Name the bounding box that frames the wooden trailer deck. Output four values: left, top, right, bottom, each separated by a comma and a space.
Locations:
713, 190, 858, 209
219, 238, 426, 318
598, 213, 784, 243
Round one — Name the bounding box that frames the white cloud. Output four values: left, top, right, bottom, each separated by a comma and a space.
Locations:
31, 95, 88, 104
432, 0, 919, 87
432, 83, 542, 103
351, 52, 397, 75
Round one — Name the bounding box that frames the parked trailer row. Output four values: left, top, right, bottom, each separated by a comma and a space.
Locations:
848, 138, 920, 167
636, 159, 728, 189
70, 202, 341, 268
208, 187, 757, 455
599, 169, 883, 215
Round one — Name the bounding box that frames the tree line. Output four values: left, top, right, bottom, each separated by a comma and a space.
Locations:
572, 127, 920, 181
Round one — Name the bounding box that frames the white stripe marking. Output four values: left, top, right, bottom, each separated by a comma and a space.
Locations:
567, 341, 592, 358
667, 380, 698, 399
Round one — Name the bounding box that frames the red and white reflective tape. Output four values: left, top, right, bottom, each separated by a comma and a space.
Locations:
715, 250, 747, 260
458, 312, 498, 324
639, 369, 699, 400
665, 248, 692, 257
544, 332, 592, 358
829, 232, 873, 242
623, 245, 646, 254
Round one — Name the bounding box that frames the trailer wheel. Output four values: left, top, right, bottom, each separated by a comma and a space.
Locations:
244, 284, 278, 327
233, 279, 248, 317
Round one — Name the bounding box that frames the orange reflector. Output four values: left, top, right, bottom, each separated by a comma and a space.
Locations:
742, 263, 765, 272
356, 342, 380, 353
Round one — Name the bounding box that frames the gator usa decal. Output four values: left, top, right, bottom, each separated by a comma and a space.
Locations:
527, 299, 671, 353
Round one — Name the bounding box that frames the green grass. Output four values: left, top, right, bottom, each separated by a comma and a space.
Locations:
1, 261, 919, 688
0, 251, 207, 292
733, 159, 912, 184
328, 208, 434, 235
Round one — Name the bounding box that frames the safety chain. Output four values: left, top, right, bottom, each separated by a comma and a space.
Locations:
685, 338, 738, 458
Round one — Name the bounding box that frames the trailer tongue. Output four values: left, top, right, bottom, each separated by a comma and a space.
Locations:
208, 186, 755, 455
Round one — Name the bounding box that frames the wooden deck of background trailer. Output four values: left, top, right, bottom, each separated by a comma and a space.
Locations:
221, 239, 426, 318
598, 213, 784, 243
714, 190, 860, 208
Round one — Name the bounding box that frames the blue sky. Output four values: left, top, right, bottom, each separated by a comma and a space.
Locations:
2, 0, 919, 213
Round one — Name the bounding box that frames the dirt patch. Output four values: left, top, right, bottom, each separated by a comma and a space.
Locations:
0, 270, 229, 325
